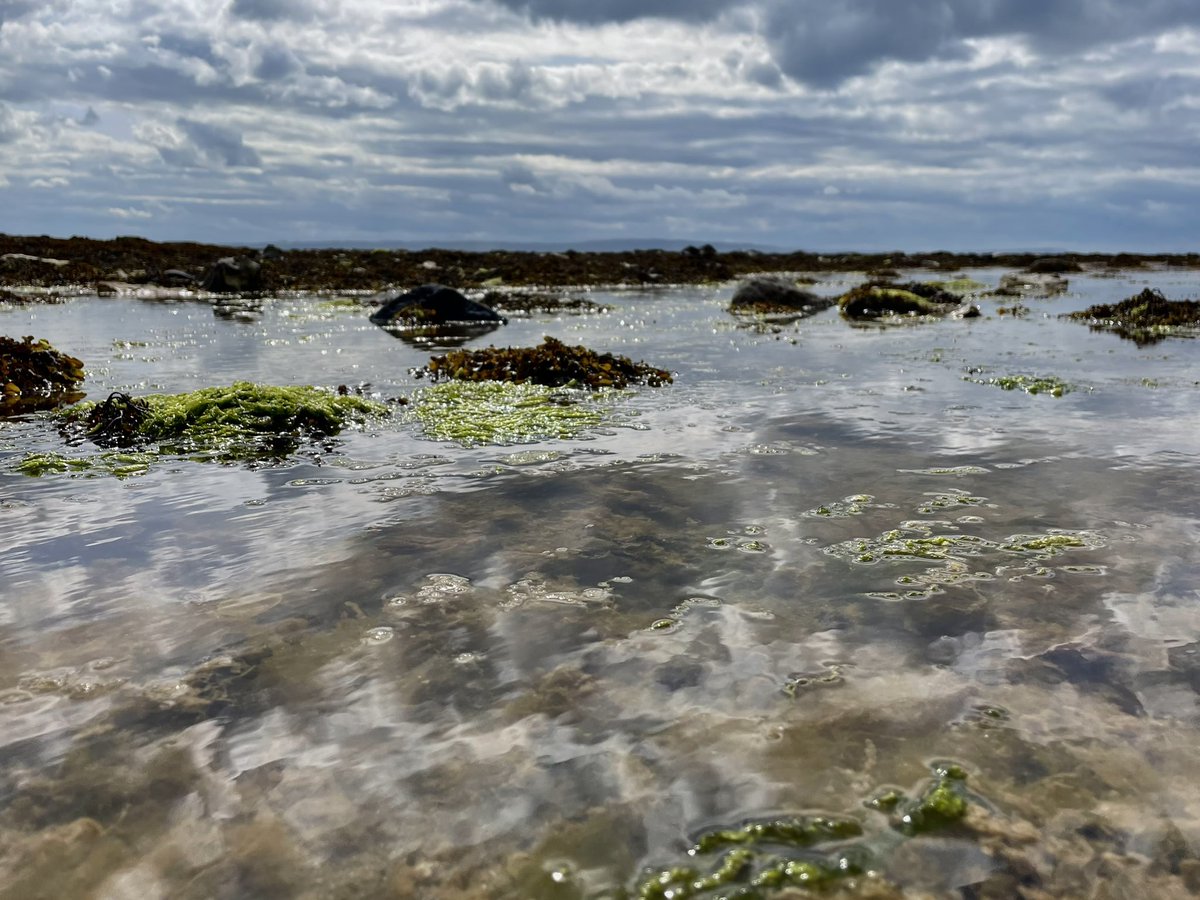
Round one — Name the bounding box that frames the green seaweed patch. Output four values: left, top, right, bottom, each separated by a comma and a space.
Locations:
415, 336, 672, 389
929, 278, 986, 293
1065, 288, 1200, 345
409, 380, 606, 446
63, 382, 386, 460
12, 450, 155, 479
631, 763, 983, 898
806, 494, 881, 518
917, 489, 989, 514
0, 335, 86, 414
965, 373, 1072, 396
873, 763, 971, 836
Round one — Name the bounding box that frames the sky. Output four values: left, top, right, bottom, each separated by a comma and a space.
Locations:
1, 0, 1199, 251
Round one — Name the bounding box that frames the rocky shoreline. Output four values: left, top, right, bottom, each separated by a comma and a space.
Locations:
2, 233, 1197, 293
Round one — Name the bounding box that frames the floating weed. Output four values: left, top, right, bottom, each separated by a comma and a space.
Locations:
825, 523, 1103, 597
12, 450, 155, 479
408, 380, 607, 446
898, 465, 990, 476
965, 373, 1073, 396
805, 493, 886, 518
632, 763, 980, 898
916, 489, 990, 514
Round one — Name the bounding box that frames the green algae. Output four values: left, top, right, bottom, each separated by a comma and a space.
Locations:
966, 373, 1072, 396
67, 382, 386, 457
929, 278, 986, 293
631, 764, 978, 898
13, 450, 155, 479
13, 383, 389, 476
408, 380, 606, 446
806, 494, 879, 518
691, 817, 863, 855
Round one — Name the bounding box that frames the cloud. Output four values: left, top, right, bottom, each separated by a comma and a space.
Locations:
0, 102, 20, 142
145, 117, 262, 168
228, 0, 314, 22
486, 0, 729, 24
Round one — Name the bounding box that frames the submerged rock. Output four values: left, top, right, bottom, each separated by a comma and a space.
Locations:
1065, 287, 1200, 345
201, 255, 263, 293
369, 283, 506, 327
0, 335, 86, 414
838, 281, 978, 320
728, 277, 832, 316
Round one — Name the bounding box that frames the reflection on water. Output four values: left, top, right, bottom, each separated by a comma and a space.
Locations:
1, 269, 1200, 897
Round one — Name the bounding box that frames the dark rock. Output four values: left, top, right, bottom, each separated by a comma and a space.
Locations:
0, 335, 86, 414
369, 283, 506, 327
729, 277, 832, 315
1064, 287, 1200, 345
201, 256, 263, 293
261, 244, 284, 261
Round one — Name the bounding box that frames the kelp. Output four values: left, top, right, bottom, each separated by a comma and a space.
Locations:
415, 336, 672, 389
0, 335, 85, 414
1065, 287, 1200, 345
60, 382, 387, 460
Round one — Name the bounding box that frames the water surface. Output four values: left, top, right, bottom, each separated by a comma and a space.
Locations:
2, 269, 1199, 898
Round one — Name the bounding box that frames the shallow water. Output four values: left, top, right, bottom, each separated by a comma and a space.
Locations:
2, 269, 1199, 898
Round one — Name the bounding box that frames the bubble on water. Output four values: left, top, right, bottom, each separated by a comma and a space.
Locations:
363, 626, 395, 645
454, 652, 483, 665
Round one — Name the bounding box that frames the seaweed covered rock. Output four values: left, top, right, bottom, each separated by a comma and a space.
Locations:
370, 284, 505, 327
994, 271, 1068, 297
65, 382, 386, 459
0, 335, 85, 414
838, 281, 978, 320
728, 277, 832, 316
416, 336, 671, 389
1065, 287, 1200, 345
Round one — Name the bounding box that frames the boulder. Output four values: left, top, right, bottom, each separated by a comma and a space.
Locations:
369, 284, 506, 327
201, 256, 263, 293
729, 277, 832, 315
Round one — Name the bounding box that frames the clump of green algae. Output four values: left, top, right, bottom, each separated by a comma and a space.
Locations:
409, 380, 606, 446
965, 373, 1072, 396
14, 382, 387, 475
631, 763, 974, 898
